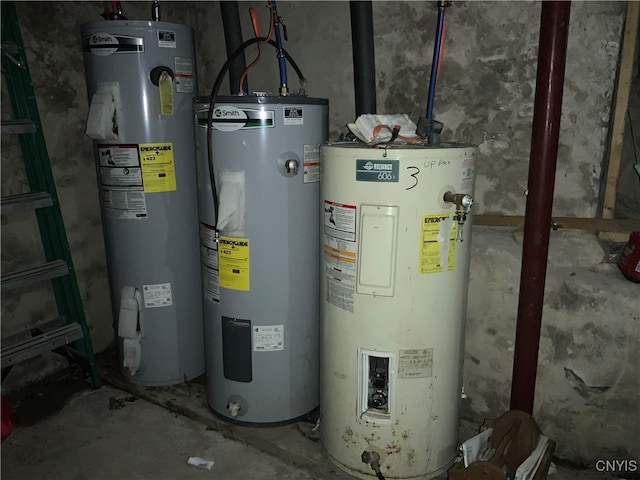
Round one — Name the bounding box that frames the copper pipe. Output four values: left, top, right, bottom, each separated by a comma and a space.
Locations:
510, 1, 571, 414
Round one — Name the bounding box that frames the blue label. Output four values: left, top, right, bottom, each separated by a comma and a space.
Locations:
356, 159, 399, 182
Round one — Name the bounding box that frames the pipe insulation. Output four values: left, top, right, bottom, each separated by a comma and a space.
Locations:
510, 1, 571, 414
350, 0, 376, 115
220, 1, 248, 94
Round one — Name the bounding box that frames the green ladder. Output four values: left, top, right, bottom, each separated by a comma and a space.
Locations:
1, 2, 100, 387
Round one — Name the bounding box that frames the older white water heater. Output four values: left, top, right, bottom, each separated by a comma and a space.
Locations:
81, 21, 204, 386
194, 95, 328, 425
320, 143, 477, 479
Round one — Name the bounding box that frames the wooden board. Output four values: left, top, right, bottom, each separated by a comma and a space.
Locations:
602, 1, 639, 219
474, 215, 640, 236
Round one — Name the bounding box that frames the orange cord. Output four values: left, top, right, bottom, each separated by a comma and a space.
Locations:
238, 3, 276, 94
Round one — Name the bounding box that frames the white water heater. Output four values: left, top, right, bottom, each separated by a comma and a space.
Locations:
320, 143, 477, 479
194, 95, 328, 425
81, 21, 204, 385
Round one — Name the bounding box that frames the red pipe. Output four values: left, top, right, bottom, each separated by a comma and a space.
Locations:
510, 1, 571, 414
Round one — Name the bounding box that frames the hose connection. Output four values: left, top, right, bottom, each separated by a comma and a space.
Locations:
361, 450, 386, 480
443, 191, 473, 241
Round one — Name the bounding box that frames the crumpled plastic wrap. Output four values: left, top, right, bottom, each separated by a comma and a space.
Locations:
347, 114, 419, 143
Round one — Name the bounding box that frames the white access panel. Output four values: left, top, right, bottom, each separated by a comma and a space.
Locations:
357, 205, 399, 296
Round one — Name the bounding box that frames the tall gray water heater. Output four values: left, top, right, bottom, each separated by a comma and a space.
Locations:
81, 21, 204, 386
194, 95, 328, 424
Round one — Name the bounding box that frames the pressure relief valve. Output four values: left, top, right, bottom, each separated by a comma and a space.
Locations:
443, 191, 473, 242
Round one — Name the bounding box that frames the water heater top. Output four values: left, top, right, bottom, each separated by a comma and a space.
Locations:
194, 95, 328, 107
81, 20, 193, 33
324, 140, 476, 151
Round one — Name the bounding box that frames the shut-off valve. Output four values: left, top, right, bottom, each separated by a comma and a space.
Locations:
443, 191, 473, 241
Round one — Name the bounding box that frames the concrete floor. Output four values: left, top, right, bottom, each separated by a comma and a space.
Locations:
0, 359, 631, 480
2, 384, 316, 480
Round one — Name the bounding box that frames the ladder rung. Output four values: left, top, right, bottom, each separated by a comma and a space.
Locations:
1, 259, 69, 292
1, 120, 36, 134
1, 317, 66, 348
1, 322, 84, 368
1, 192, 52, 214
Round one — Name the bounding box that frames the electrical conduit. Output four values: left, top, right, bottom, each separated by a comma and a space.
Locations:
220, 1, 248, 94
350, 0, 377, 115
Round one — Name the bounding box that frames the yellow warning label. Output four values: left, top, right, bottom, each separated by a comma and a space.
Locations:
419, 214, 457, 274
219, 236, 250, 291
159, 72, 174, 115
139, 143, 176, 193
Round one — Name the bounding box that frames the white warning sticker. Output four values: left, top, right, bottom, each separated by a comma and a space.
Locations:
283, 106, 303, 125
324, 200, 356, 242
199, 223, 217, 249
398, 348, 433, 379
174, 57, 194, 93
199, 223, 218, 269
100, 166, 143, 186
325, 263, 356, 313
158, 30, 176, 48
303, 144, 320, 183
460, 156, 476, 192
142, 282, 173, 308
98, 144, 140, 167
102, 186, 147, 219
253, 325, 284, 351
202, 266, 220, 303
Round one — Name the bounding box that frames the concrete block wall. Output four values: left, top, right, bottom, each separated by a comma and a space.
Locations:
1, 0, 637, 465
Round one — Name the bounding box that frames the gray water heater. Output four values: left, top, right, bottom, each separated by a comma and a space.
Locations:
81, 21, 204, 386
194, 95, 328, 424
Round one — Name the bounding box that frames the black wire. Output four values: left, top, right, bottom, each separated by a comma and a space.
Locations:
374, 467, 386, 480
628, 110, 639, 171
206, 37, 306, 227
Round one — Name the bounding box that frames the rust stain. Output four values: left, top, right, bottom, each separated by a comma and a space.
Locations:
407, 448, 416, 466
386, 441, 402, 455
342, 426, 356, 445
363, 433, 379, 444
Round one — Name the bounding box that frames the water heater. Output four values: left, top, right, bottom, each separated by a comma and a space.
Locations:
81, 21, 204, 385
320, 143, 477, 479
194, 95, 328, 424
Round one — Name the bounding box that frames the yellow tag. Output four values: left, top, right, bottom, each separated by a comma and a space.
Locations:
159, 72, 174, 116
139, 143, 176, 192
419, 214, 457, 274
219, 236, 250, 291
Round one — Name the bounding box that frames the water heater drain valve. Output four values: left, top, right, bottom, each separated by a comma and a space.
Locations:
443, 191, 473, 241
361, 450, 387, 480
228, 402, 242, 417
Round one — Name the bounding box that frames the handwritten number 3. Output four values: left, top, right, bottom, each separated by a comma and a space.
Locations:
406, 166, 420, 190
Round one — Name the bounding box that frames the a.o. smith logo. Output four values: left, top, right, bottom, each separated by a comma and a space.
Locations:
214, 108, 243, 118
